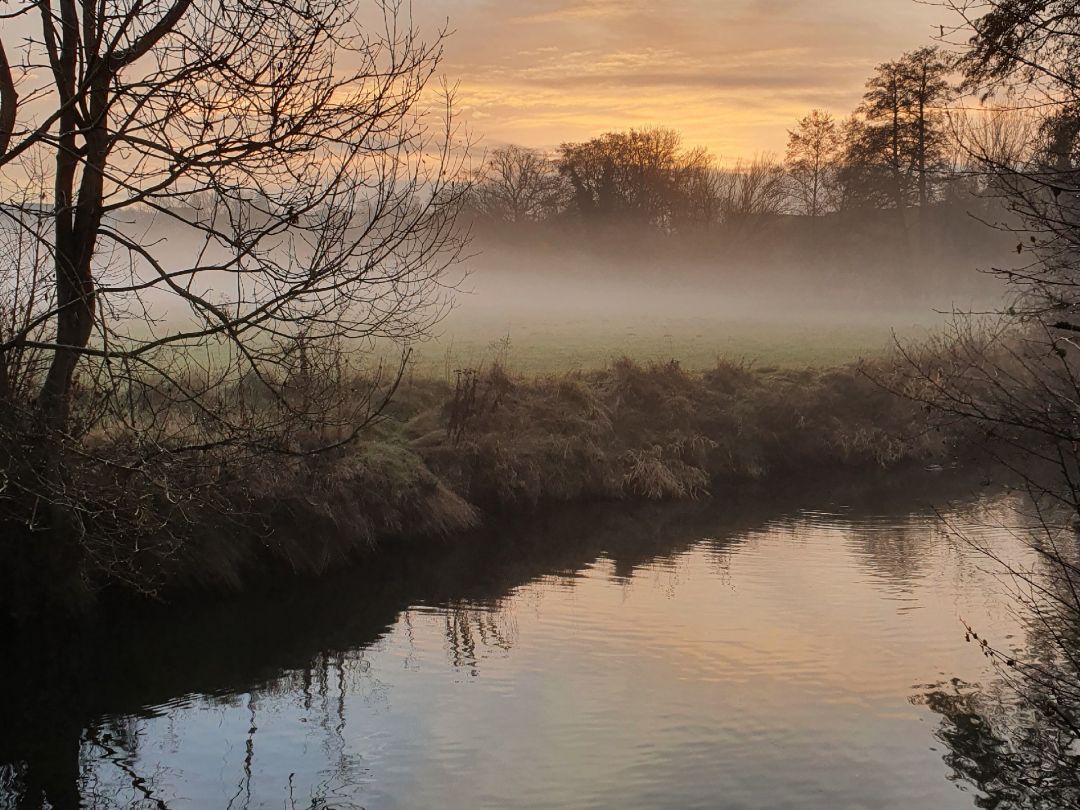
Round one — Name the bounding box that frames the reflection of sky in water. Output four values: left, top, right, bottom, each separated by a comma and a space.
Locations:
64, 496, 1033, 809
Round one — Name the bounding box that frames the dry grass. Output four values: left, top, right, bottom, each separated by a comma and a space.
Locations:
402, 356, 948, 511
0, 351, 956, 609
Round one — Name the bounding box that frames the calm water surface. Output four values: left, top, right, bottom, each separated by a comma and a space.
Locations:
0, 472, 1047, 808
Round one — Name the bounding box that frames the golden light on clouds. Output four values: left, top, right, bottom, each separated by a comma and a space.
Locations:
416, 0, 948, 159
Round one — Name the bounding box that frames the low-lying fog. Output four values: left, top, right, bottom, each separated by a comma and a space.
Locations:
423, 237, 1006, 375
27, 210, 1010, 377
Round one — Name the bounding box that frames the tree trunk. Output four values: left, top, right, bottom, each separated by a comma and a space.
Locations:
917, 69, 928, 211
35, 2, 109, 589
38, 0, 94, 436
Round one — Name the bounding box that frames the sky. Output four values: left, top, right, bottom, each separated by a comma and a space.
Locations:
414, 0, 949, 160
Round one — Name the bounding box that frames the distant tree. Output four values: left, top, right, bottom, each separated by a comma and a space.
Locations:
786, 110, 842, 217
716, 154, 789, 227
861, 57, 911, 209
836, 115, 894, 210
471, 145, 567, 224
672, 147, 724, 230
557, 127, 718, 230
905, 47, 955, 209
842, 47, 954, 211
947, 104, 1037, 213
618, 128, 684, 225
558, 136, 618, 221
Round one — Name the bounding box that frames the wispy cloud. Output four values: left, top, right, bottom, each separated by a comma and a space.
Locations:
511, 0, 650, 24
415, 0, 946, 156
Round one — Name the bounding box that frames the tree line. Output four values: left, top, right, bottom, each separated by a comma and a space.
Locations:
466, 46, 994, 234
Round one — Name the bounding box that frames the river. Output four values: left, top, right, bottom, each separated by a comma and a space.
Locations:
0, 469, 1061, 809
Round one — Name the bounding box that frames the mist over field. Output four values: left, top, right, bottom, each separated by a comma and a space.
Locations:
116, 213, 1008, 374
415, 224, 1010, 374
95, 201, 1014, 376
94, 205, 1010, 376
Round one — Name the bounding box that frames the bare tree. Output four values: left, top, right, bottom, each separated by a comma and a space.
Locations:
470, 145, 566, 224
671, 146, 724, 230
945, 103, 1038, 214
715, 154, 788, 229
894, 3, 1080, 795
0, 0, 466, 589
557, 127, 719, 231
785, 110, 842, 218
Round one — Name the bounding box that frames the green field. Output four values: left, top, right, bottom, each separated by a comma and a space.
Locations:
403, 311, 939, 378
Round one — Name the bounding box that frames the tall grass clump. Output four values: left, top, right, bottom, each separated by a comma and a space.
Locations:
407, 355, 950, 511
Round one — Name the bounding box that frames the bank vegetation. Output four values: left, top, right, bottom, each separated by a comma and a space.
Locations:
0, 349, 971, 616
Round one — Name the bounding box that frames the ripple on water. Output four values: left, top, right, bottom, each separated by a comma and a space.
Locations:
1, 490, 1043, 810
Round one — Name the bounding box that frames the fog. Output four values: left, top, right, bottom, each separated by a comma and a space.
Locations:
67, 206, 1013, 377
416, 223, 1010, 374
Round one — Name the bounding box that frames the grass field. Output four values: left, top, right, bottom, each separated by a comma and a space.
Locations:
403, 311, 940, 378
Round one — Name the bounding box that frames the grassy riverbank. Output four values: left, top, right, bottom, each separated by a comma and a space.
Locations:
0, 355, 959, 615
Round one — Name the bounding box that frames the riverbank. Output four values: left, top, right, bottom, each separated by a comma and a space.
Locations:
0, 355, 964, 617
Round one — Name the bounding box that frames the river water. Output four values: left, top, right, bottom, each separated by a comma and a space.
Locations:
0, 470, 1060, 809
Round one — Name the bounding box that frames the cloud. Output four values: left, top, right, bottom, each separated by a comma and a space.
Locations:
416, 0, 947, 156
510, 0, 649, 24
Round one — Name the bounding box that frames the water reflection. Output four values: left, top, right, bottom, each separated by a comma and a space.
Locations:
914, 509, 1080, 810
0, 468, 1047, 809
914, 678, 1080, 809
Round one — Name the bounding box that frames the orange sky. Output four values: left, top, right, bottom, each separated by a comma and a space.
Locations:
415, 0, 950, 160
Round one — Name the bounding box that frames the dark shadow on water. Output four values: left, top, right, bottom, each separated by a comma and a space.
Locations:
0, 464, 998, 808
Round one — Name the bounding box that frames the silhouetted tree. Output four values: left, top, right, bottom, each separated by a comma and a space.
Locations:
842, 48, 954, 211
0, 0, 465, 596
470, 145, 567, 224
670, 146, 723, 230
906, 47, 955, 209
716, 154, 789, 229
557, 128, 718, 231
786, 110, 842, 217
